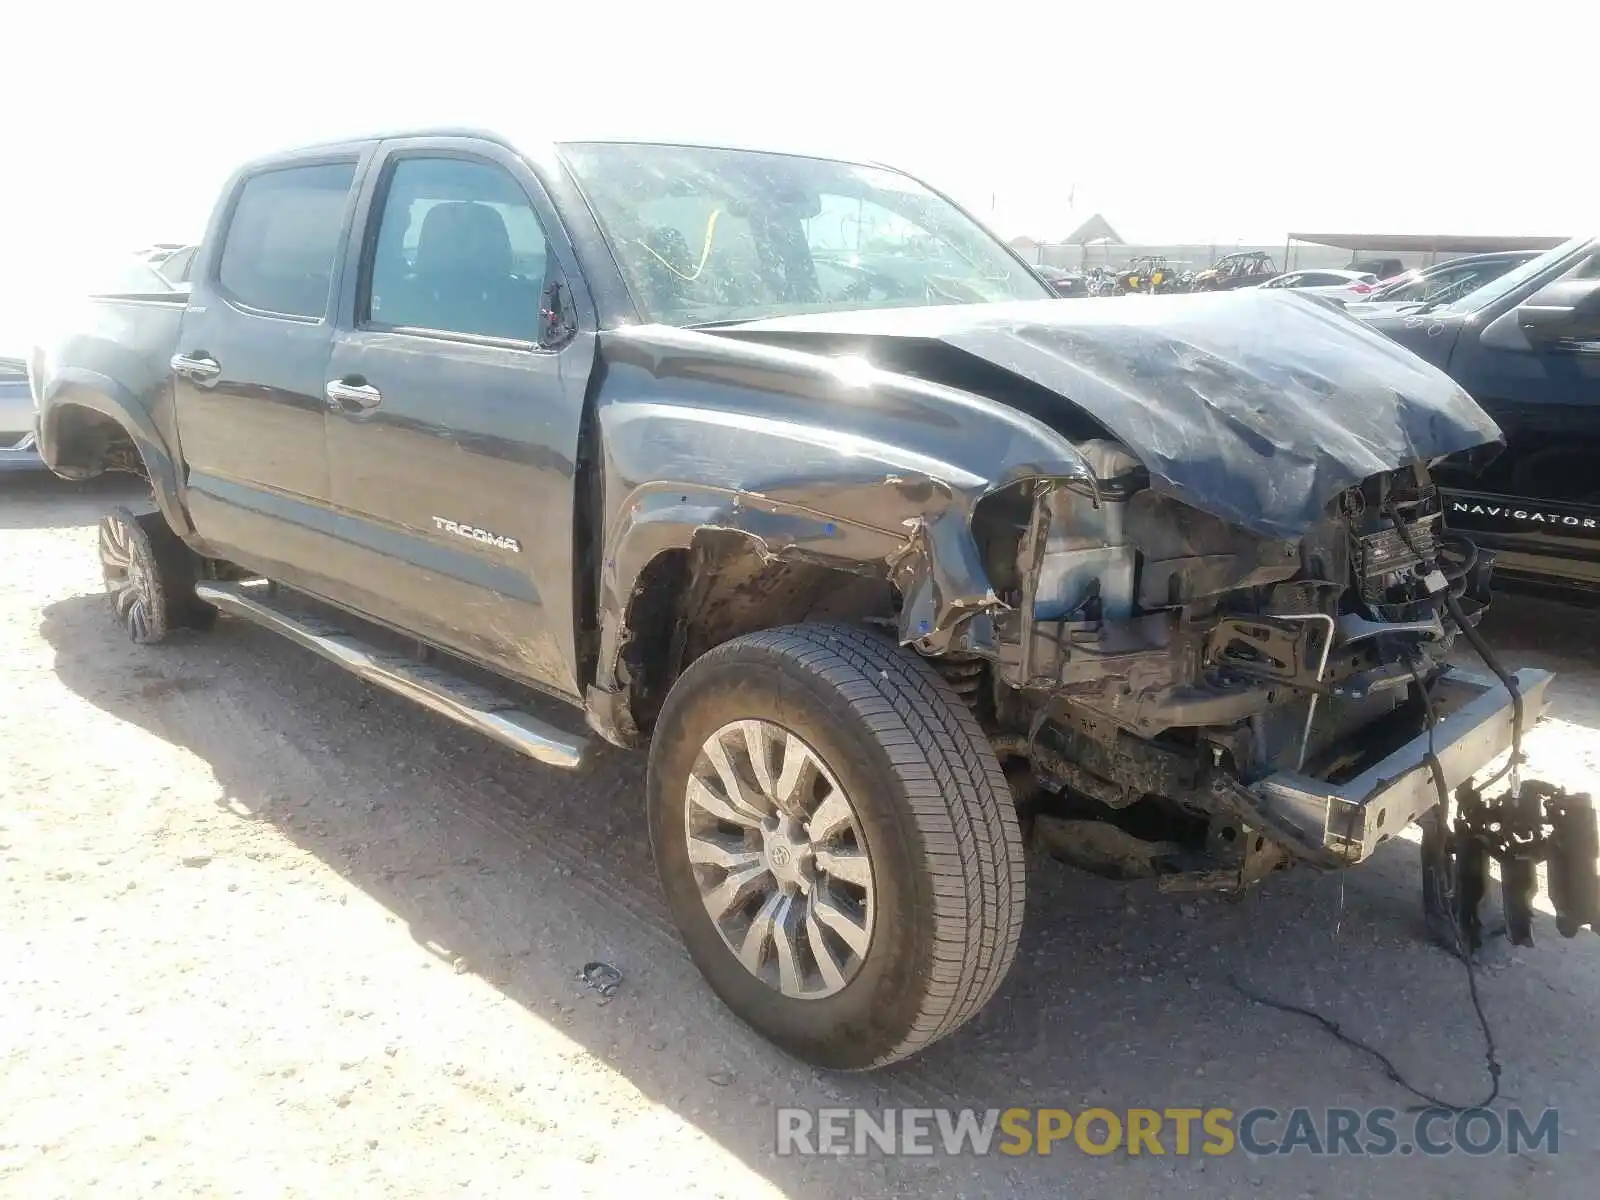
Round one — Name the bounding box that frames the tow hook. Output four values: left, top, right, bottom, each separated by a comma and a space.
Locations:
1422, 780, 1600, 952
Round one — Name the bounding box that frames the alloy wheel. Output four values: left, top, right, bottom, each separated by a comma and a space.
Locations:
683, 719, 876, 999
98, 511, 159, 643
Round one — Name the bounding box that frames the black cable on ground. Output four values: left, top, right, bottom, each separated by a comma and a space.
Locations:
1227, 650, 1504, 1115
1444, 590, 1524, 789
1227, 968, 1501, 1113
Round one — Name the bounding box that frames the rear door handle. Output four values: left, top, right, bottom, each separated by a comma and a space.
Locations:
170, 352, 221, 381
324, 378, 383, 412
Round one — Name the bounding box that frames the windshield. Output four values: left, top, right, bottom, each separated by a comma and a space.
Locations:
1432, 237, 1593, 314
559, 142, 1051, 326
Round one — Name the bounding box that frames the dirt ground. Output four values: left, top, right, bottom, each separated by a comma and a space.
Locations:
4, 474, 1599, 1199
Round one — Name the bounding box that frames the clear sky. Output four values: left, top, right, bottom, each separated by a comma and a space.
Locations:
1, 0, 1595, 312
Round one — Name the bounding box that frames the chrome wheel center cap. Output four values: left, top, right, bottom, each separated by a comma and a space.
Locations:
763, 818, 813, 892
684, 718, 876, 1000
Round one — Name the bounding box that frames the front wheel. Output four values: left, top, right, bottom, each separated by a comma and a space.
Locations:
647, 623, 1025, 1069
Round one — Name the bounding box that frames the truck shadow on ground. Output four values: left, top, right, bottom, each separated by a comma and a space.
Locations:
38, 589, 1600, 1198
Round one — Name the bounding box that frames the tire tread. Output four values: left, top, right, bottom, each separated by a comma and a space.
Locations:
688, 623, 1025, 1066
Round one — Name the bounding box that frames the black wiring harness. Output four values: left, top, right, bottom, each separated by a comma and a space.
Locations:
1234, 499, 1597, 1113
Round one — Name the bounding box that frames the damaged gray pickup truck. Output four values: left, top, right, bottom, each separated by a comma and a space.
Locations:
30, 132, 1599, 1069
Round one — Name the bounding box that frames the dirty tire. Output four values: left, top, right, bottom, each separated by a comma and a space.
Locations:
97, 507, 208, 644
647, 622, 1025, 1069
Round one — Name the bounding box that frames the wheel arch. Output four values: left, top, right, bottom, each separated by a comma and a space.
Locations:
39, 373, 193, 538
586, 506, 905, 748
583, 469, 1061, 750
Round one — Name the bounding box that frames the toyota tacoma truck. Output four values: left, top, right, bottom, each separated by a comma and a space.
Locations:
28, 131, 1600, 1070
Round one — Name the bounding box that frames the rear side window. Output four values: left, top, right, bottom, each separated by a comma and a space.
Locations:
217, 162, 356, 318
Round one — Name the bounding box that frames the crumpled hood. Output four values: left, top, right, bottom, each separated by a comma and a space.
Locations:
716, 291, 1502, 539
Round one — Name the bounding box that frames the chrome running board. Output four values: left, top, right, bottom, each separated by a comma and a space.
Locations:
195, 580, 586, 769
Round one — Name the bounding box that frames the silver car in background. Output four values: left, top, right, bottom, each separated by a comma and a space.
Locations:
1254, 267, 1379, 303
1, 250, 192, 473
0, 351, 40, 471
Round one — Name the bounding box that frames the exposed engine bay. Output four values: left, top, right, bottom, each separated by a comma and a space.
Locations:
710, 295, 1597, 944
965, 438, 1520, 893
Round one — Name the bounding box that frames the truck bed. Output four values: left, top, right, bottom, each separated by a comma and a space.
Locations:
32, 291, 186, 478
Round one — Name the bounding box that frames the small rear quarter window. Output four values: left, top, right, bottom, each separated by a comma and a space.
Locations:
217, 162, 357, 319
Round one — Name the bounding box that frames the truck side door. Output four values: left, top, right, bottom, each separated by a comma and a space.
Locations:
173, 153, 367, 590
320, 138, 596, 698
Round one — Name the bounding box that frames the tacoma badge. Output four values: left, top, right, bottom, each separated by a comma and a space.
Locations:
431, 516, 521, 553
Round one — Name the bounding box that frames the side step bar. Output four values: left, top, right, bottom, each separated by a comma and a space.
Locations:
195, 580, 587, 769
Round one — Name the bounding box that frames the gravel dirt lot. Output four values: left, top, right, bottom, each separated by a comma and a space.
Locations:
4, 474, 1599, 1199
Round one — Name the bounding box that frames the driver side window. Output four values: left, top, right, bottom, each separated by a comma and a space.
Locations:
365, 157, 550, 342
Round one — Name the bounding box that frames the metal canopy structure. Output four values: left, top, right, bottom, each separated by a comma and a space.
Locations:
1289, 232, 1568, 254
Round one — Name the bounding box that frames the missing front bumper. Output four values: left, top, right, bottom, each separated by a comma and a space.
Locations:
1247, 668, 1553, 865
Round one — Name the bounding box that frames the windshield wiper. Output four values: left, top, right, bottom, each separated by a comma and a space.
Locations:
1412, 294, 1457, 315
682, 317, 760, 329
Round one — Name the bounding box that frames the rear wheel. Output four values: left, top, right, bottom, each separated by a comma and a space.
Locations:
647, 623, 1025, 1069
97, 507, 212, 643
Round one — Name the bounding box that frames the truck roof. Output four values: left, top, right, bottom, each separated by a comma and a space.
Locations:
243, 128, 888, 173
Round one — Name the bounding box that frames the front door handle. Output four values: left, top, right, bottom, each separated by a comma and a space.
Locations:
324, 378, 383, 412
170, 352, 221, 382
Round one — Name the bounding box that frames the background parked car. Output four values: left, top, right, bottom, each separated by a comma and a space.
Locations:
1347, 256, 1405, 281
1358, 235, 1600, 589
1034, 263, 1089, 297
1256, 268, 1378, 302
0, 349, 40, 472
1346, 250, 1538, 317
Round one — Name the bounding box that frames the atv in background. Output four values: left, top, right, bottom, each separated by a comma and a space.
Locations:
1117, 256, 1191, 294
1193, 250, 1277, 292
1084, 265, 1124, 296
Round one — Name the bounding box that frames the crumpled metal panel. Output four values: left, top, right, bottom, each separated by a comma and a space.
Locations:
715, 290, 1503, 540
584, 325, 1101, 741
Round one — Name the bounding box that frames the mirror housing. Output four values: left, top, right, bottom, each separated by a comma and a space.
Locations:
1518, 277, 1600, 345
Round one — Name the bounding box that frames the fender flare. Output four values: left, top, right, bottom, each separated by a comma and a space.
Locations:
41, 369, 194, 539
